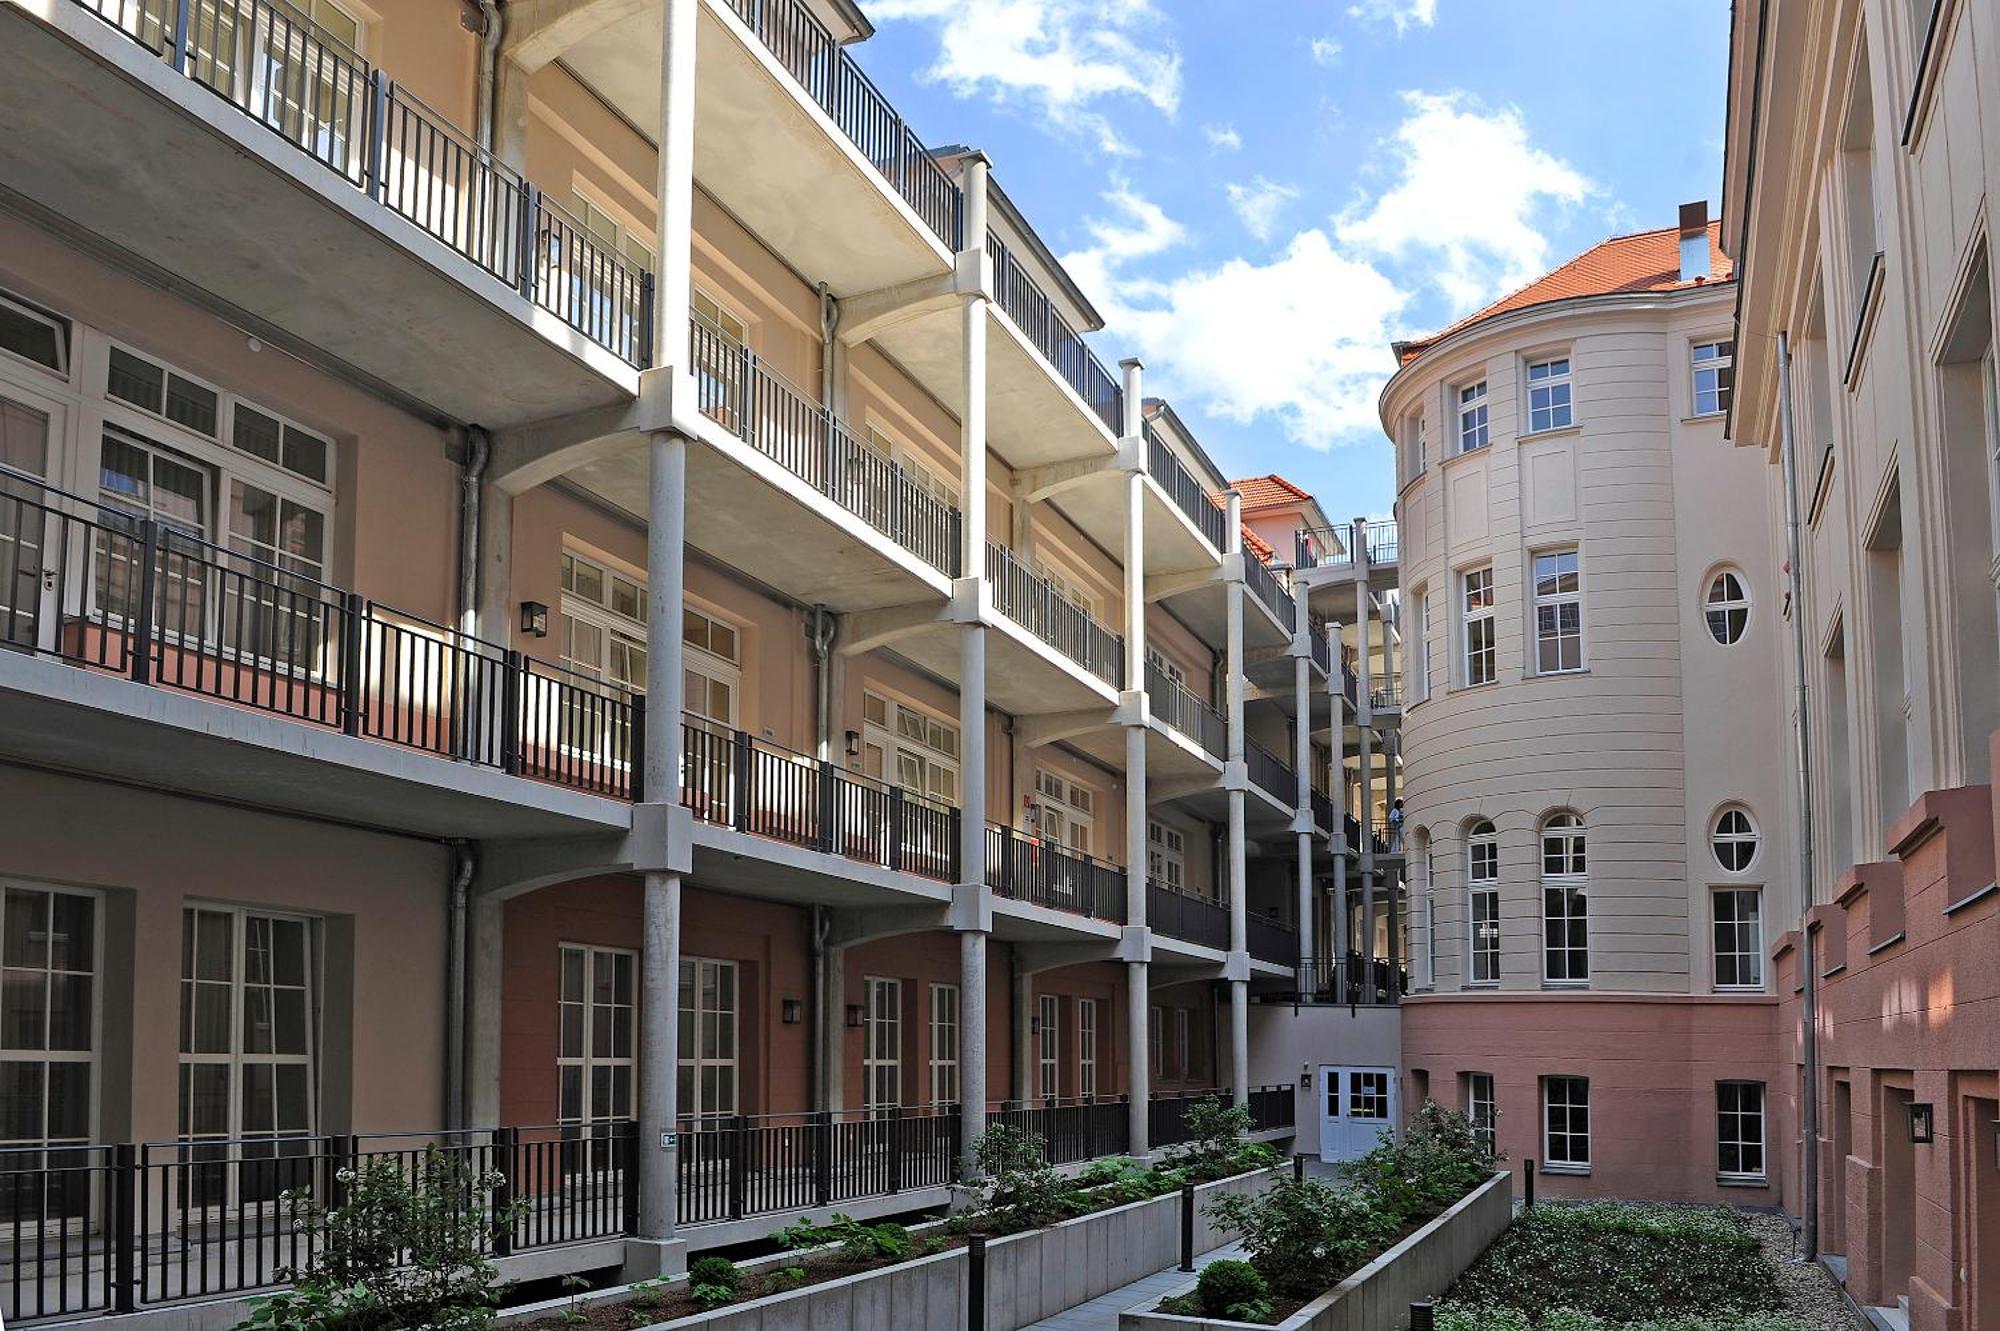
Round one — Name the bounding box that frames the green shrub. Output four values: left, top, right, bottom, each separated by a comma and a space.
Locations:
1167, 1097, 1257, 1181
1195, 1258, 1272, 1321
765, 1266, 806, 1293
1436, 1310, 1807, 1331
1342, 1100, 1495, 1225
686, 1255, 740, 1300
1435, 1308, 1533, 1331
768, 1212, 915, 1263
1203, 1175, 1398, 1298
967, 1123, 1071, 1232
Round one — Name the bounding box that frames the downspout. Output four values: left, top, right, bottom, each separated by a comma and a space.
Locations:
819, 284, 840, 413
459, 426, 491, 642
807, 606, 836, 760
810, 905, 831, 1111
805, 605, 837, 1112
446, 841, 475, 1128
1777, 330, 1820, 1261
474, 0, 503, 154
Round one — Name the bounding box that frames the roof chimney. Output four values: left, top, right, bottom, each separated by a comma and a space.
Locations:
1678, 201, 1711, 282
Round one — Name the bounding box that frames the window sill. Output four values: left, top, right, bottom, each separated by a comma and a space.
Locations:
1462, 981, 1502, 991
1717, 1175, 1769, 1189
1540, 1163, 1590, 1176
1530, 667, 1590, 680
1713, 985, 1767, 996
1457, 678, 1501, 693
1518, 424, 1581, 443
1681, 411, 1729, 425
1541, 981, 1591, 991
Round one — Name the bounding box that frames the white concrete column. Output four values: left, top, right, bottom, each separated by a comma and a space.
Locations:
955, 156, 991, 1179
651, 0, 697, 364
1223, 492, 1248, 1107
1293, 606, 1313, 981
1118, 359, 1152, 1150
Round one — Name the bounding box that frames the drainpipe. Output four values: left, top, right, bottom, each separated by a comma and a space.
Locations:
807, 606, 836, 761
1777, 330, 1820, 1261
474, 0, 503, 153
446, 841, 475, 1128
810, 904, 831, 1112
818, 285, 840, 411
459, 426, 491, 642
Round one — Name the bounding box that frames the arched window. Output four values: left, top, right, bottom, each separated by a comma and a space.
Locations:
1467, 820, 1499, 985
1711, 806, 1760, 873
1540, 813, 1588, 983
1704, 570, 1751, 645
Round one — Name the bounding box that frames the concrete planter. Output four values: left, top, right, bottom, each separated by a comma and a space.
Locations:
1118, 1170, 1513, 1331
502, 1166, 1280, 1331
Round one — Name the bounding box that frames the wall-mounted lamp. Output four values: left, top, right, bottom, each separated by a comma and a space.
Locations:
846, 1004, 866, 1029
845, 730, 861, 760
1908, 1102, 1935, 1144
1030, 1015, 1041, 1035
781, 998, 802, 1026
1298, 1063, 1312, 1091
520, 600, 550, 638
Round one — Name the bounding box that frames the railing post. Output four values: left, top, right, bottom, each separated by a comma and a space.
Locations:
732, 727, 754, 832
366, 72, 390, 201
887, 1105, 905, 1194
517, 182, 539, 300
500, 649, 523, 774
948, 807, 962, 882
817, 759, 836, 854
490, 1126, 517, 1256
728, 1114, 747, 1221
112, 1142, 138, 1314
638, 271, 656, 369
813, 1111, 832, 1207
170, 0, 192, 73
996, 825, 1011, 896
887, 784, 905, 872
629, 695, 647, 802
128, 518, 160, 686
622, 1120, 641, 1235
739, 346, 757, 438
340, 592, 366, 736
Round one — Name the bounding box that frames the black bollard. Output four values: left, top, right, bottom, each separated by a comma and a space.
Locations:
967, 1234, 986, 1331
1179, 1182, 1196, 1272
1524, 1159, 1536, 1208
1410, 1300, 1436, 1330
1293, 1151, 1306, 1181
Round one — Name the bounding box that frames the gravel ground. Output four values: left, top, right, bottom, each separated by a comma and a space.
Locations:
1738, 1210, 1867, 1330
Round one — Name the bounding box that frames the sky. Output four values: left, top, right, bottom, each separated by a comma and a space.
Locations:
845, 0, 1732, 518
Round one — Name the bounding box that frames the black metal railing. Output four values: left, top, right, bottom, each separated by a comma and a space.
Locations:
1370, 684, 1403, 712
1144, 423, 1227, 549
689, 318, 962, 575
721, 0, 960, 249
1307, 612, 1332, 674
1364, 522, 1399, 564
1245, 737, 1297, 806
988, 1097, 1129, 1166
986, 825, 1126, 923
1148, 881, 1230, 951
0, 468, 639, 798
1310, 789, 1335, 838
1145, 659, 1225, 759
1241, 552, 1296, 633
986, 543, 1124, 687
67, 0, 653, 367
1340, 664, 1359, 709
1246, 914, 1298, 967
1294, 521, 1398, 569
1247, 1085, 1296, 1133
678, 1106, 959, 1226
986, 233, 1123, 434
1292, 955, 1405, 1006
1148, 1089, 1232, 1147
681, 720, 959, 881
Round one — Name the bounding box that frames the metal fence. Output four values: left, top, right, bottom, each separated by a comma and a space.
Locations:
678, 1108, 959, 1226
1245, 914, 1299, 968
1144, 424, 1227, 549
1147, 881, 1230, 951
1241, 553, 1296, 633
1145, 658, 1225, 759
1292, 955, 1404, 1007
986, 825, 1126, 923
1245, 737, 1297, 806
986, 233, 1123, 434
987, 1098, 1129, 1166
986, 543, 1124, 687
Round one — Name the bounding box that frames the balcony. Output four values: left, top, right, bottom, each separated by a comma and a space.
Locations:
1148, 880, 1229, 952
1, 0, 645, 425
0, 469, 635, 836
1245, 736, 1298, 810
1241, 553, 1297, 636
1287, 954, 1405, 1006
1146, 424, 1229, 552
1296, 520, 1398, 607
986, 543, 1124, 690
987, 233, 1121, 436
1246, 913, 1299, 968
1310, 789, 1336, 838
1146, 659, 1225, 761
987, 824, 1126, 926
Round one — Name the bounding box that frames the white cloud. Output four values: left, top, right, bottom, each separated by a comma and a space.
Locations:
1346, 0, 1438, 36
1203, 123, 1242, 152
1064, 192, 1407, 448
1336, 91, 1593, 313
1225, 177, 1301, 241
869, 0, 1180, 149
1309, 36, 1342, 65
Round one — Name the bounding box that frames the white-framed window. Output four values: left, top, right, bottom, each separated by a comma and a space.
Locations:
1716, 1081, 1766, 1181
1462, 566, 1496, 687
0, 884, 99, 1154
558, 944, 635, 1129
863, 976, 901, 1111
867, 424, 960, 512
1033, 555, 1097, 618
1692, 340, 1735, 416
1037, 993, 1060, 1099
1457, 381, 1489, 453
1410, 586, 1431, 702
1173, 1008, 1191, 1081
1712, 888, 1765, 991
1704, 569, 1751, 645
179, 907, 317, 1171
1525, 357, 1574, 432
1421, 839, 1438, 988
679, 957, 738, 1119
692, 289, 750, 430
862, 691, 959, 807
1540, 813, 1588, 983
1467, 820, 1500, 985
108, 344, 220, 439
1348, 1070, 1391, 1121
1145, 645, 1188, 691
1035, 770, 1096, 854
1466, 1072, 1496, 1155
1077, 998, 1098, 1099
1712, 806, 1760, 873
1147, 821, 1187, 892
1532, 549, 1583, 674
928, 983, 959, 1107
1541, 1076, 1590, 1171
0, 290, 71, 378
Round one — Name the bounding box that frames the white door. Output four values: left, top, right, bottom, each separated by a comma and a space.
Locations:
0, 389, 64, 654
1319, 1065, 1397, 1163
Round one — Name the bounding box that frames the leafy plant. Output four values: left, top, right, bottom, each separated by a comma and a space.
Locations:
1342, 1100, 1495, 1225
765, 1265, 807, 1293
1167, 1097, 1256, 1180
624, 1276, 669, 1311
685, 1255, 741, 1310
1437, 1311, 1807, 1331
1195, 1258, 1273, 1321
238, 1147, 520, 1331
1204, 1174, 1398, 1298
769, 1212, 915, 1263
556, 1273, 592, 1324
966, 1123, 1071, 1232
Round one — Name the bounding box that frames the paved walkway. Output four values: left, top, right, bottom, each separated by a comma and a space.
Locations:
1023, 1241, 1249, 1330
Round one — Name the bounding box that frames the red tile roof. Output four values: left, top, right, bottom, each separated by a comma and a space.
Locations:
1241, 526, 1275, 562
1228, 475, 1313, 513
1397, 221, 1735, 364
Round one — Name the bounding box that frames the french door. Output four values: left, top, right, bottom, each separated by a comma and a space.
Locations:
1318, 1066, 1395, 1163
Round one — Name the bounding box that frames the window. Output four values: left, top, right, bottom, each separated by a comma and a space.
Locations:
1173, 1008, 1191, 1081
1540, 814, 1588, 983
1457, 381, 1489, 453
868, 424, 960, 511
0, 886, 97, 1155
1033, 556, 1096, 617
1421, 840, 1438, 987
1147, 821, 1187, 892
1035, 770, 1096, 855
1462, 567, 1496, 686
1532, 550, 1583, 674
0, 291, 69, 375
1466, 1072, 1496, 1155
231, 404, 329, 487
928, 983, 959, 1106
1348, 1070, 1391, 1122
1467, 820, 1500, 985
1542, 1077, 1590, 1171
1077, 998, 1098, 1099
1704, 570, 1751, 645
1037, 994, 1060, 1099
1716, 1082, 1766, 1181
863, 977, 901, 1111
558, 945, 635, 1142
863, 692, 959, 808
96, 427, 211, 627
1525, 358, 1573, 432
108, 346, 219, 438
565, 189, 653, 360
678, 957, 737, 1119
1692, 340, 1735, 416
1837, 48, 1879, 311
692, 290, 749, 430
1712, 807, 1760, 873
1713, 889, 1765, 990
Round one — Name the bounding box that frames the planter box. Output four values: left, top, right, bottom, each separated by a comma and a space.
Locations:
1119, 1170, 1513, 1331
503, 1166, 1280, 1331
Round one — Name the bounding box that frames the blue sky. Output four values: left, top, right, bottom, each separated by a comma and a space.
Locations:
848, 0, 1731, 517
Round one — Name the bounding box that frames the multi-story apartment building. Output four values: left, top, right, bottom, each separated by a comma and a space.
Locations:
1724, 0, 2000, 1324
1379, 205, 1798, 1205
0, 0, 1406, 1323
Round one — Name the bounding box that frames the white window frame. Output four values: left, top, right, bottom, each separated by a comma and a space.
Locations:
927, 983, 959, 1107
1542, 1076, 1590, 1172
1716, 1081, 1767, 1182
1461, 566, 1496, 687
0, 290, 72, 380
1711, 806, 1761, 874
1172, 1008, 1191, 1081
1147, 820, 1187, 892
0, 883, 100, 1153
1457, 380, 1489, 453
1466, 1072, 1496, 1155
1692, 339, 1735, 416
863, 976, 901, 1112
862, 690, 960, 809
1704, 569, 1752, 645
679, 956, 738, 1120
1540, 814, 1589, 985
1531, 549, 1584, 675
1467, 821, 1500, 986
179, 906, 319, 1154
1712, 888, 1765, 992
1037, 993, 1060, 1100
1077, 998, 1098, 1099
1410, 586, 1431, 702
1525, 356, 1573, 433
558, 943, 637, 1129
1035, 770, 1096, 855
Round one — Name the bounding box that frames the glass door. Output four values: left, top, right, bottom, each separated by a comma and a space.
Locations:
0, 391, 59, 654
